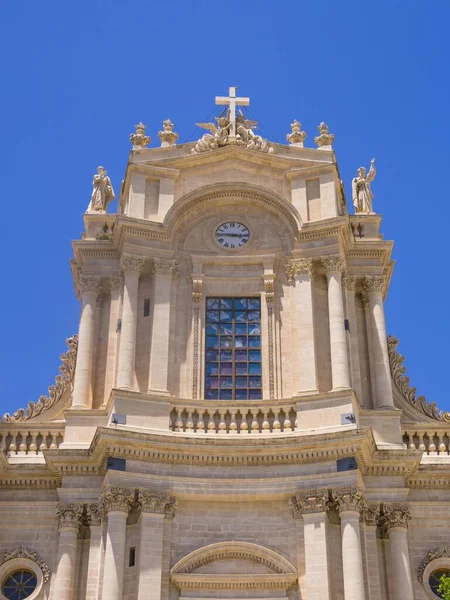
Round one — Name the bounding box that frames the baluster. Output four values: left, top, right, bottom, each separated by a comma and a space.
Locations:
206, 414, 216, 433
29, 433, 37, 454
250, 413, 259, 434
428, 432, 437, 454
438, 433, 447, 454
229, 412, 238, 434
197, 412, 205, 433
175, 410, 183, 432
18, 432, 27, 454
418, 432, 426, 452
408, 431, 416, 450
50, 433, 58, 450
218, 411, 227, 434
240, 413, 249, 434
273, 411, 281, 432
284, 413, 292, 432
185, 413, 194, 432
261, 412, 270, 432
9, 433, 17, 454
39, 433, 47, 451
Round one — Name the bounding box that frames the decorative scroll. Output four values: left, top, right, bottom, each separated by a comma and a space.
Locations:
382, 502, 411, 530
289, 489, 330, 517
2, 335, 78, 422
0, 546, 50, 583
417, 544, 450, 582
139, 489, 177, 518
56, 503, 84, 530
388, 335, 450, 422
332, 487, 366, 515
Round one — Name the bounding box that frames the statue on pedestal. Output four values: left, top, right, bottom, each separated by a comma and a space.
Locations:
352, 159, 376, 214
86, 166, 115, 213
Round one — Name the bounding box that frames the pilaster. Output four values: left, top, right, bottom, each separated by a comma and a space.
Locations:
53, 503, 83, 600
382, 503, 413, 600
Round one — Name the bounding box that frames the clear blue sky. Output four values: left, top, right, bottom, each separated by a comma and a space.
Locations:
0, 0, 449, 415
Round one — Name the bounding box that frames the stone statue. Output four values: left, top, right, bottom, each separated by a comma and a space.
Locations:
235, 112, 271, 153
86, 166, 115, 213
352, 159, 376, 214
192, 116, 231, 152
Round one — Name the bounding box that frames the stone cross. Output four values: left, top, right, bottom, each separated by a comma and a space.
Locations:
215, 86, 250, 139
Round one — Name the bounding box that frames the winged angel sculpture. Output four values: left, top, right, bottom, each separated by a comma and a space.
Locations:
192, 111, 272, 154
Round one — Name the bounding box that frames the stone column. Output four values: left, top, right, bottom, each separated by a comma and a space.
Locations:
116, 255, 145, 389
85, 504, 103, 600
53, 503, 83, 600
72, 276, 101, 408
148, 258, 178, 395
333, 487, 366, 600
137, 490, 177, 599
364, 504, 382, 600
323, 257, 350, 390
342, 275, 363, 402
289, 489, 332, 600
287, 259, 318, 394
383, 503, 413, 600
101, 486, 134, 600
103, 274, 123, 404
363, 277, 394, 408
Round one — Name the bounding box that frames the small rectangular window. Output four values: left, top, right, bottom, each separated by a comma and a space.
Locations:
129, 546, 136, 567
143, 298, 150, 317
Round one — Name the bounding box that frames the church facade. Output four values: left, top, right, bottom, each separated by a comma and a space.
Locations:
0, 88, 449, 600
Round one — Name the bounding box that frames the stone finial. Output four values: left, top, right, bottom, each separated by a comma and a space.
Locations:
158, 119, 179, 147
138, 489, 177, 519
130, 122, 150, 149
314, 122, 335, 149
101, 486, 134, 515
286, 119, 307, 146
56, 503, 84, 530
286, 259, 315, 281
382, 502, 411, 530
332, 487, 366, 515
289, 489, 330, 518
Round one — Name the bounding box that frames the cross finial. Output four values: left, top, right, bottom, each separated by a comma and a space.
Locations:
215, 86, 250, 139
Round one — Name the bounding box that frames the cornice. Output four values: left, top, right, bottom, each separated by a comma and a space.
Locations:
128, 163, 180, 180
170, 573, 297, 590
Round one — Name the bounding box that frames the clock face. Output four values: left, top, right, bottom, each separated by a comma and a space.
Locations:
215, 222, 250, 249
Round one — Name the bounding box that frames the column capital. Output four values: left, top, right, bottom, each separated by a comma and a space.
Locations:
382, 502, 411, 530
364, 503, 381, 526
153, 257, 178, 277
286, 258, 315, 281
109, 273, 124, 290
363, 275, 386, 295
56, 502, 84, 530
79, 275, 101, 296
289, 488, 330, 518
101, 486, 134, 515
138, 489, 177, 519
120, 253, 145, 274
322, 255, 344, 275
332, 486, 366, 515
86, 503, 102, 526
342, 274, 357, 291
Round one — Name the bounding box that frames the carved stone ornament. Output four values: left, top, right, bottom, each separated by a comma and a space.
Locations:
382, 502, 411, 530
332, 487, 366, 515
139, 489, 177, 519
130, 122, 150, 149
352, 158, 376, 214
109, 273, 123, 290
86, 166, 115, 213
86, 503, 102, 527
56, 503, 84, 530
342, 274, 357, 291
388, 336, 450, 422
364, 503, 380, 526
322, 256, 343, 274
153, 257, 178, 277
286, 259, 315, 281
263, 275, 275, 303
289, 489, 330, 517
79, 275, 101, 295
192, 277, 203, 303
120, 254, 145, 274
101, 486, 134, 515
314, 122, 335, 148
0, 546, 50, 583
363, 275, 385, 295
286, 119, 307, 145
2, 335, 78, 422
417, 544, 450, 582
158, 119, 179, 147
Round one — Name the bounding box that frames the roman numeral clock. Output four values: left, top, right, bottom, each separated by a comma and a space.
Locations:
215, 222, 250, 249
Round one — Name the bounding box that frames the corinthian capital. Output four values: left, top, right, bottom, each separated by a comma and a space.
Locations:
286, 259, 315, 281
322, 256, 344, 274
56, 502, 84, 530
364, 503, 380, 526
342, 274, 357, 291
289, 489, 330, 518
363, 276, 385, 295
86, 503, 102, 526
109, 273, 123, 290
153, 257, 178, 277
79, 275, 101, 295
332, 487, 366, 515
138, 489, 177, 519
120, 254, 145, 274
382, 502, 411, 530
101, 486, 134, 515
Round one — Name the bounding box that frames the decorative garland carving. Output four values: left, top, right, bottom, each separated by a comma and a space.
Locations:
56, 503, 84, 530
289, 489, 330, 517
332, 486, 366, 515
2, 335, 78, 422
138, 489, 177, 518
0, 546, 50, 583
387, 336, 450, 422
417, 544, 450, 582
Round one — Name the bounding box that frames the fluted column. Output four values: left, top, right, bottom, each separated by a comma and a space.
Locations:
287, 259, 318, 394
323, 257, 350, 390
103, 274, 123, 404
148, 258, 178, 395
101, 486, 134, 600
53, 503, 83, 600
363, 277, 394, 408
342, 275, 363, 402
85, 504, 103, 600
364, 504, 382, 600
137, 490, 177, 599
383, 503, 413, 600
117, 255, 145, 389
333, 487, 366, 600
289, 489, 331, 600
72, 276, 101, 408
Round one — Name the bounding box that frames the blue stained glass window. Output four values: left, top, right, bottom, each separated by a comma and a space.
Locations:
2, 570, 37, 599
205, 297, 262, 400
429, 569, 450, 598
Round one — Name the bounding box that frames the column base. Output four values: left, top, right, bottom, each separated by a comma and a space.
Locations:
147, 389, 171, 397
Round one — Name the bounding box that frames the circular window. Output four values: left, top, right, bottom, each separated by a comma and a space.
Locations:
1, 569, 37, 599
429, 568, 450, 598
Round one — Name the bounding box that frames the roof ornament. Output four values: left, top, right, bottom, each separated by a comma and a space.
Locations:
352, 158, 376, 214
314, 122, 335, 150
158, 119, 179, 147
130, 122, 150, 150
286, 120, 307, 147
192, 86, 273, 154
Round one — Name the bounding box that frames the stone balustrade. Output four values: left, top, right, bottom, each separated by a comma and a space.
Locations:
0, 425, 64, 455
170, 403, 296, 434
403, 427, 450, 454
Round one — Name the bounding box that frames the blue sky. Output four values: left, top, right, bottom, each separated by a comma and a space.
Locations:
0, 0, 449, 415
